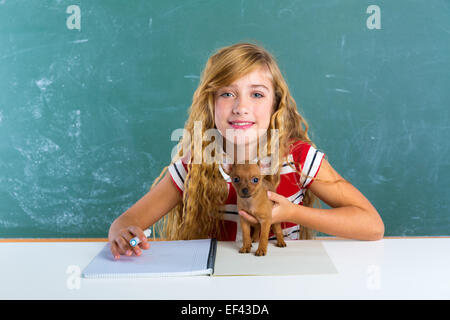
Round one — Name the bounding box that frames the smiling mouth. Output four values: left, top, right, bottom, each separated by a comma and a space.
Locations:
229, 121, 255, 129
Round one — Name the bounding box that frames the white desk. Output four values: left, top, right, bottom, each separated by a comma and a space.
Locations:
1, 238, 449, 299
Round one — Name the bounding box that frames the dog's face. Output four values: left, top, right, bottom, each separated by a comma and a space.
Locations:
223, 162, 264, 198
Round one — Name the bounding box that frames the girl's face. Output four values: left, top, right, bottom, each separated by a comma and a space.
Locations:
214, 66, 275, 148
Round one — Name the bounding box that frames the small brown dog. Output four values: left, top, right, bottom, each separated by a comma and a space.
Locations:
223, 161, 287, 256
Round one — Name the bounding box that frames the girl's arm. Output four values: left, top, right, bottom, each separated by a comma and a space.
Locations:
288, 158, 384, 240
108, 170, 182, 258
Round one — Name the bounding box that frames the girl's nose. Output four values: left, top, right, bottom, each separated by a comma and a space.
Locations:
232, 97, 249, 115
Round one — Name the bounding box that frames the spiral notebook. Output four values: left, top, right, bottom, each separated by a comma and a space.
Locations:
82, 239, 217, 278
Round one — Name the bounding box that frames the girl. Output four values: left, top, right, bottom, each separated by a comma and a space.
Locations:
108, 42, 384, 259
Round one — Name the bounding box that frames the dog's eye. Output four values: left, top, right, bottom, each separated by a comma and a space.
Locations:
252, 177, 259, 183
233, 177, 240, 183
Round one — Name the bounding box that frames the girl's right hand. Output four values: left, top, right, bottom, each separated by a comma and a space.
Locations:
108, 226, 151, 260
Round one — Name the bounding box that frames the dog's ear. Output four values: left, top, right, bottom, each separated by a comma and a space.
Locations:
258, 156, 272, 176
221, 163, 232, 175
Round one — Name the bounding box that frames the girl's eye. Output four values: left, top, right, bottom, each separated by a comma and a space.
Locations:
233, 177, 240, 183
252, 177, 259, 183
221, 92, 233, 98
253, 93, 264, 98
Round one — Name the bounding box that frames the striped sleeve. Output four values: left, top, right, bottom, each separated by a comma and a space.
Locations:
291, 141, 325, 189
167, 158, 188, 195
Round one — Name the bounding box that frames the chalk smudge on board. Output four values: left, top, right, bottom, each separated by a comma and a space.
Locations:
35, 78, 53, 91
70, 39, 88, 44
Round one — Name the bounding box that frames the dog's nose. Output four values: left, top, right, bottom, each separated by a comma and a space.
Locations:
242, 188, 249, 195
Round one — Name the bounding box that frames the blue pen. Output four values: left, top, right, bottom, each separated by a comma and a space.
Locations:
129, 228, 152, 247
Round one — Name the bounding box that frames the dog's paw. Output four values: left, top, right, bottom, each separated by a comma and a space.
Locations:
239, 246, 251, 254
276, 239, 287, 247
255, 247, 267, 256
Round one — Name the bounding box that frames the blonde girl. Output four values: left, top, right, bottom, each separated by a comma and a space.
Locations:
108, 42, 384, 259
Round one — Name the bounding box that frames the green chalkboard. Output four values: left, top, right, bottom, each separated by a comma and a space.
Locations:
0, 0, 449, 238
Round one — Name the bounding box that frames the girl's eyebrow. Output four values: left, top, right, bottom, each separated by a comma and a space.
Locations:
223, 84, 270, 91
250, 84, 269, 91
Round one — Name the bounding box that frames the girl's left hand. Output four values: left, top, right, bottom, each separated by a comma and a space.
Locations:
238, 191, 295, 224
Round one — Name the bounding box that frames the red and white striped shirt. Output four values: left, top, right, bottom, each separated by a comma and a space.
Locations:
168, 140, 325, 241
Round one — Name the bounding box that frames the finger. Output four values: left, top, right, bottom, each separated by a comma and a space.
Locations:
133, 246, 142, 256
128, 226, 150, 247
128, 225, 146, 241
131, 242, 150, 256
267, 191, 285, 203
116, 236, 133, 256
127, 226, 150, 255
139, 241, 150, 250
112, 239, 123, 256
239, 210, 258, 224
110, 241, 120, 260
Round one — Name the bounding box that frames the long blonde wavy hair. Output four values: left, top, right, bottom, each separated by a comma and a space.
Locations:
152, 42, 325, 240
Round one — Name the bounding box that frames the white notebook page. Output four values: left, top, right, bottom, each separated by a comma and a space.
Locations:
82, 239, 213, 278
213, 240, 338, 276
